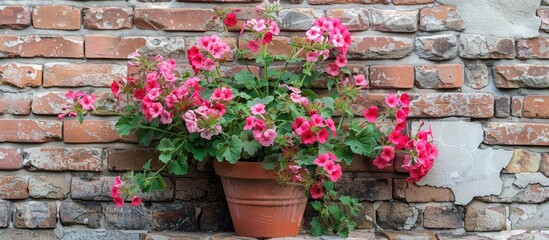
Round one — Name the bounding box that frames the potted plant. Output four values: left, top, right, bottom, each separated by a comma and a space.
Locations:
60, 1, 437, 238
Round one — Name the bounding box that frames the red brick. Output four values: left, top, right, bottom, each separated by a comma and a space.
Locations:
177, 0, 261, 2
0, 147, 22, 170
63, 120, 135, 143
523, 96, 549, 118
134, 8, 215, 31
108, 148, 162, 171
410, 93, 494, 118
71, 176, 173, 201
415, 64, 463, 89
342, 155, 393, 172
32, 5, 81, 30
309, 0, 389, 4
504, 149, 541, 173
460, 35, 515, 59
85, 35, 145, 59
394, 179, 454, 202
484, 123, 549, 146
0, 6, 31, 29
419, 5, 466, 31
518, 38, 549, 59
326, 9, 369, 31
369, 65, 414, 88
511, 96, 524, 117
24, 147, 102, 172
0, 119, 62, 143
43, 63, 126, 87
0, 63, 42, 88
238, 36, 296, 59
151, 203, 197, 231
0, 93, 31, 115
13, 201, 57, 229
423, 205, 463, 229
0, 176, 28, 199
0, 35, 84, 58
464, 202, 506, 231
186, 37, 236, 61
32, 92, 70, 115
83, 7, 133, 30
493, 65, 549, 88
541, 153, 549, 177
28, 176, 71, 199
394, 0, 434, 4
349, 36, 413, 59
539, 9, 549, 32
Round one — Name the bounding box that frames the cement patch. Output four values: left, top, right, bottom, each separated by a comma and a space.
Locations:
437, 0, 541, 38
414, 121, 513, 205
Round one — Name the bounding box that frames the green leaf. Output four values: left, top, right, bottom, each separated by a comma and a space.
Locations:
310, 201, 322, 211
78, 111, 84, 124
324, 181, 334, 192
240, 132, 261, 156
150, 174, 165, 191
344, 131, 377, 157
143, 160, 152, 171
184, 141, 209, 161
135, 128, 153, 146
115, 116, 134, 135
310, 217, 325, 236
159, 152, 172, 163
215, 135, 243, 163
340, 195, 351, 205
157, 138, 175, 152
261, 154, 278, 170
301, 89, 318, 99
168, 154, 188, 175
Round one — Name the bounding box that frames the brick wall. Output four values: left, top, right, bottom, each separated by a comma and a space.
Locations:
0, 0, 548, 238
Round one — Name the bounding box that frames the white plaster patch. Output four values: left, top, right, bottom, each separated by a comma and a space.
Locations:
438, 0, 541, 38
514, 173, 549, 188
414, 121, 513, 205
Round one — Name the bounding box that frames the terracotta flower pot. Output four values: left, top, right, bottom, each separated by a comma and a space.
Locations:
214, 161, 308, 238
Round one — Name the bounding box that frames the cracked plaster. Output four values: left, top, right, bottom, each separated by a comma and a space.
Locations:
438, 0, 541, 38
414, 121, 513, 205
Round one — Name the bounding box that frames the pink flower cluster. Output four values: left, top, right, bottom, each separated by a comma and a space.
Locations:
58, 91, 96, 119
111, 176, 141, 208
244, 103, 277, 147
242, 17, 280, 52
313, 152, 342, 182
291, 114, 336, 145
183, 87, 233, 140
403, 125, 438, 182
188, 35, 230, 74
305, 17, 351, 76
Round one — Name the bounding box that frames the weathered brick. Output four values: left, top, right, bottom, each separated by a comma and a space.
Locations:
177, 0, 261, 2
369, 65, 414, 89
71, 176, 173, 202
464, 62, 489, 89
60, 201, 102, 228
83, 7, 133, 30
342, 155, 393, 172
542, 153, 549, 177
518, 38, 549, 59
510, 204, 549, 230
108, 148, 162, 171
0, 63, 42, 88
32, 5, 81, 30
423, 205, 463, 229
278, 9, 323, 31
459, 34, 515, 59
13, 201, 57, 229
105, 204, 152, 230
484, 123, 549, 146
0, 120, 62, 143
523, 96, 549, 118
415, 35, 458, 60
0, 147, 22, 170
419, 5, 466, 31
28, 176, 71, 199
85, 35, 185, 59
393, 0, 434, 4
349, 36, 413, 59
134, 8, 215, 31
0, 36, 84, 58
0, 201, 10, 227
394, 179, 454, 202
336, 178, 392, 201
376, 202, 419, 230
410, 93, 494, 118
493, 65, 549, 88
175, 177, 224, 202
0, 176, 28, 199
371, 9, 418, 32
326, 9, 369, 31
0, 93, 31, 115
494, 96, 510, 118
238, 36, 297, 59
43, 63, 126, 87
539, 9, 549, 32
0, 230, 57, 239
415, 64, 463, 89
151, 203, 197, 231
24, 147, 102, 172
0, 6, 31, 29
480, 174, 548, 203
63, 120, 135, 143
197, 202, 233, 232
464, 202, 506, 231
31, 92, 69, 115
308, 0, 389, 4
511, 96, 524, 117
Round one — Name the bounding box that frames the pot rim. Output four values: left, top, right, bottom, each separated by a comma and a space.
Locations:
213, 161, 279, 180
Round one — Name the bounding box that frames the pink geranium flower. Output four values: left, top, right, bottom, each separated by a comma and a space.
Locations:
317, 128, 329, 143
79, 95, 96, 111
113, 195, 124, 208
310, 183, 324, 199
130, 196, 142, 207
326, 63, 340, 76
246, 40, 260, 53
385, 94, 399, 108
363, 106, 378, 123
250, 103, 266, 115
